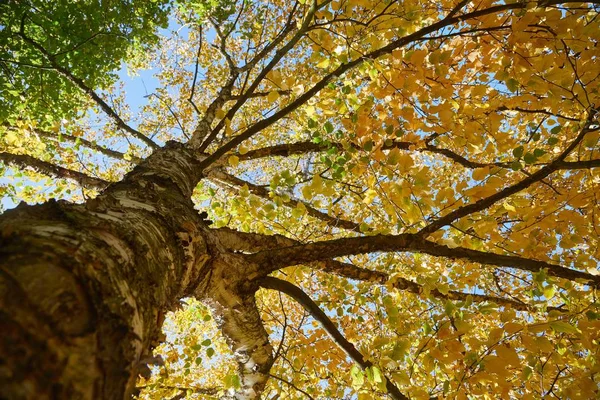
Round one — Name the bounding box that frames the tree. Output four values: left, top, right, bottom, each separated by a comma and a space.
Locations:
1, 0, 600, 398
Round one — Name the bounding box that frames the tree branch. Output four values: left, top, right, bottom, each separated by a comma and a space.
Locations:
204, 289, 274, 399
135, 384, 219, 396
237, 139, 509, 169
211, 228, 548, 311
208, 168, 363, 232
195, 1, 544, 172
193, 0, 324, 152
3, 123, 141, 163
269, 374, 315, 400
211, 226, 296, 253
227, 89, 292, 101
237, 139, 600, 170
245, 234, 600, 286
0, 152, 110, 190
260, 276, 409, 400
418, 115, 599, 236
17, 19, 159, 149
188, 24, 204, 115
318, 259, 553, 312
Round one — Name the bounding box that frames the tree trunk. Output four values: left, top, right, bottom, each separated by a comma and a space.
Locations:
0, 142, 213, 399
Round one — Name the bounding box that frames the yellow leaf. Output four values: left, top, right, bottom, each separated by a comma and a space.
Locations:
472, 167, 489, 181
215, 109, 226, 119
51, 121, 61, 132
301, 185, 313, 199
397, 154, 414, 172
503, 322, 523, 334
543, 285, 556, 299
267, 91, 280, 103
316, 58, 330, 69
503, 202, 516, 212
228, 155, 239, 167
363, 189, 377, 204
225, 119, 233, 136
291, 203, 306, 218
496, 345, 521, 366
5, 131, 18, 145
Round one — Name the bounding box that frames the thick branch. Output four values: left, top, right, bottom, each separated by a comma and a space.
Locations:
201, 262, 274, 399
0, 152, 110, 190
237, 140, 508, 169
245, 234, 600, 286
211, 227, 295, 253
238, 138, 600, 171
211, 228, 541, 311
260, 277, 409, 400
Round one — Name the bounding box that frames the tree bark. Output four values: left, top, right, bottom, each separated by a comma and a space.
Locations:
0, 142, 213, 399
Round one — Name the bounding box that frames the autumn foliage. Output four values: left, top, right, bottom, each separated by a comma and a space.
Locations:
1, 0, 600, 399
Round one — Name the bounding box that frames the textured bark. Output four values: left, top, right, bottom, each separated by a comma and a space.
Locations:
0, 142, 212, 399
196, 236, 274, 399
246, 234, 600, 286
0, 140, 280, 400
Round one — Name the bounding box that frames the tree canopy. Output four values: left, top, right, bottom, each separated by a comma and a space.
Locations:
1, 0, 600, 399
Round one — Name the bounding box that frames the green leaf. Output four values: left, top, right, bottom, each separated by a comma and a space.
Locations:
201, 339, 211, 346
533, 148, 546, 158
550, 125, 561, 135
523, 152, 536, 164
506, 78, 519, 93
510, 160, 522, 171
372, 366, 383, 383
479, 302, 498, 314
350, 365, 364, 388
225, 374, 242, 389
324, 121, 334, 134
206, 347, 215, 357
512, 146, 524, 158
543, 285, 556, 299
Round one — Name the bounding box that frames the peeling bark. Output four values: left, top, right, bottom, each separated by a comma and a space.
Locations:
0, 141, 280, 399
0, 142, 211, 399
197, 236, 274, 399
